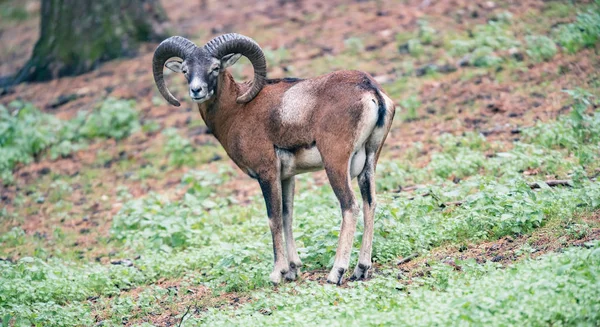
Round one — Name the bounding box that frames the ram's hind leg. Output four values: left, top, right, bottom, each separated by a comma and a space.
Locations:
352, 100, 393, 281
282, 177, 302, 281
322, 152, 360, 285
351, 151, 377, 280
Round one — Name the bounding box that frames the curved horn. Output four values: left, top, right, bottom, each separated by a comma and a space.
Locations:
152, 36, 198, 107
203, 33, 267, 103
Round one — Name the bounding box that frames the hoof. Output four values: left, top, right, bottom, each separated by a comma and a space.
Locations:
270, 270, 283, 285
326, 266, 346, 285
285, 261, 302, 281
270, 262, 289, 285
284, 269, 297, 281
350, 262, 371, 281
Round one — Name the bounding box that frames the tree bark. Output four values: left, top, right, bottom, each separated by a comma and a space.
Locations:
14, 0, 170, 83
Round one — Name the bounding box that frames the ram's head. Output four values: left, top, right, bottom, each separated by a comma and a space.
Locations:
152, 33, 267, 106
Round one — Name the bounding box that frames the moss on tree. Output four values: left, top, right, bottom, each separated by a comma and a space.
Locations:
14, 0, 170, 83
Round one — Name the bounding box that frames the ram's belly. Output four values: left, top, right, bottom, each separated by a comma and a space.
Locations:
279, 147, 324, 179
278, 146, 367, 180
295, 147, 323, 171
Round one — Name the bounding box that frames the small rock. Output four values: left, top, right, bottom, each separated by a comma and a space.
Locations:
415, 64, 437, 77
38, 167, 51, 175
491, 255, 504, 262
457, 55, 471, 67
398, 43, 410, 54
209, 154, 223, 162
438, 64, 458, 74
36, 196, 45, 204
48, 94, 79, 109
110, 259, 133, 267
379, 29, 393, 38
509, 48, 524, 61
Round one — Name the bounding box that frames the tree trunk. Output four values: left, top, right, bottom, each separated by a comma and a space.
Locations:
14, 0, 170, 83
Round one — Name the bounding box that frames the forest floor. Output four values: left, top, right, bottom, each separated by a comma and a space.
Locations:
1, 0, 599, 326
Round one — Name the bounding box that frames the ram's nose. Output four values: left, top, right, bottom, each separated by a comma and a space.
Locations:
191, 86, 204, 96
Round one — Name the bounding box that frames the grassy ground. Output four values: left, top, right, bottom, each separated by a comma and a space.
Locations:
1, 0, 600, 326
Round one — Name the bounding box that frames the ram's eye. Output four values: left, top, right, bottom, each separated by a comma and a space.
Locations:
212, 67, 220, 73
182, 69, 188, 74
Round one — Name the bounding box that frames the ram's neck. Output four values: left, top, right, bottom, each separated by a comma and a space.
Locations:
196, 71, 240, 149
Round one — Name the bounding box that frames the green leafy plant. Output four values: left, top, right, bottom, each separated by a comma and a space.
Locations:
449, 20, 520, 67
344, 37, 365, 54
525, 35, 557, 62
79, 98, 140, 140
399, 94, 421, 121
263, 46, 290, 68
553, 8, 600, 53
161, 128, 196, 167
0, 102, 68, 183
0, 98, 141, 184
417, 20, 437, 45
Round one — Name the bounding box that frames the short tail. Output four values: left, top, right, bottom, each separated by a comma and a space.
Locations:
373, 89, 387, 128
358, 74, 388, 128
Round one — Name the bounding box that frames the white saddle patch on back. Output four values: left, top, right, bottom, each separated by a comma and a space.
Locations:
280, 82, 317, 125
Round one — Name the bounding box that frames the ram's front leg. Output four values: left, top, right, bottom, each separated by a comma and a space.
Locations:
258, 177, 289, 284
282, 177, 302, 281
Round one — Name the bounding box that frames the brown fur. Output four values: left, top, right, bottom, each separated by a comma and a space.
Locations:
199, 71, 385, 170
196, 69, 395, 284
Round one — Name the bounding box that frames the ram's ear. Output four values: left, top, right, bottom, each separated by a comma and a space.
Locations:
221, 53, 242, 68
165, 59, 183, 73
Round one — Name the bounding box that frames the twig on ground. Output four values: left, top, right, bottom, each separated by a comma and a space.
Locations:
398, 184, 427, 193
527, 180, 572, 189
178, 305, 192, 327
407, 192, 430, 200
397, 252, 419, 265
